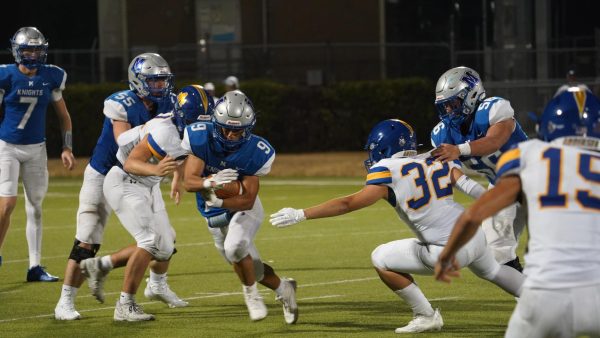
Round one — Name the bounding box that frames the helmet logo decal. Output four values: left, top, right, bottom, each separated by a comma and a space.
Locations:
132, 57, 144, 72
461, 71, 479, 89
177, 92, 188, 107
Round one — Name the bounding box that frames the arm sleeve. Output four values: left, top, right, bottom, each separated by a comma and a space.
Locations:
455, 175, 486, 199
103, 99, 128, 121
181, 127, 192, 153
366, 165, 392, 185
488, 99, 514, 125
496, 147, 522, 178
255, 153, 275, 176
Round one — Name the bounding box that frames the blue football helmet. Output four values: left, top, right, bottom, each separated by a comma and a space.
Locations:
212, 90, 256, 152
128, 53, 174, 103
172, 85, 215, 138
538, 88, 600, 148
10, 27, 48, 69
364, 119, 417, 169
434, 66, 486, 128
176, 85, 215, 123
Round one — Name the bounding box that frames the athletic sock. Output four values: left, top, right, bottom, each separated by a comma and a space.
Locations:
395, 283, 434, 317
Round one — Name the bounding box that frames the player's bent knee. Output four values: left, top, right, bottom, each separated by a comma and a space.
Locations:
371, 244, 388, 270
224, 240, 249, 263
69, 239, 100, 263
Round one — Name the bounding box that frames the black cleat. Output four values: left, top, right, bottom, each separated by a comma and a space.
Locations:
504, 257, 523, 273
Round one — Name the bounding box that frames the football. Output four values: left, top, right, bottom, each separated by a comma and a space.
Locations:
215, 180, 243, 199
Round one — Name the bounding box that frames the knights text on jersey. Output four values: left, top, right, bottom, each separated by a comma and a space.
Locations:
0, 64, 66, 144
89, 90, 174, 175
182, 122, 276, 217
430, 97, 528, 183
496, 139, 600, 288
366, 156, 464, 245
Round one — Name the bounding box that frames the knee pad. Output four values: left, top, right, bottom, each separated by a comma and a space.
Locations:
148, 236, 175, 262
68, 239, 100, 263
370, 244, 387, 270
224, 239, 249, 263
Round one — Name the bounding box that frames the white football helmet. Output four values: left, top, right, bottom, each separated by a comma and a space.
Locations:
127, 53, 174, 103
434, 66, 486, 126
212, 90, 256, 151
10, 27, 48, 69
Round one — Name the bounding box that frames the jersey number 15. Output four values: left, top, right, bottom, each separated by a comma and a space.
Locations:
540, 147, 600, 210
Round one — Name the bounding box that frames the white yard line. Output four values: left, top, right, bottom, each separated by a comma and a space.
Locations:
0, 276, 378, 322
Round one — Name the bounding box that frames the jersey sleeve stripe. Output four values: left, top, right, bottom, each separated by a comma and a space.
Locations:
496, 148, 521, 178
366, 170, 392, 185
496, 148, 520, 170
368, 166, 390, 174
147, 134, 167, 160
366, 177, 392, 185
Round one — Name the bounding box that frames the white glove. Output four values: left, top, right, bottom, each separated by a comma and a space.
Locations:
201, 189, 223, 208
269, 208, 306, 228
203, 168, 238, 189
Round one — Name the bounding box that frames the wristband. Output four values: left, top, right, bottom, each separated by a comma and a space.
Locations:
62, 131, 73, 150
212, 197, 223, 208
458, 142, 471, 156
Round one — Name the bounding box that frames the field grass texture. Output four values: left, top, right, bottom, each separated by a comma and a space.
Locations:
0, 177, 523, 337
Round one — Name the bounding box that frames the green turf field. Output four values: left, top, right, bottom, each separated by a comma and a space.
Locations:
0, 177, 524, 337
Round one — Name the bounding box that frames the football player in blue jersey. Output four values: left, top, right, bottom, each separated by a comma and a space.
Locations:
103, 85, 213, 321
54, 53, 181, 320
436, 87, 600, 338
182, 91, 298, 324
0, 27, 76, 281
430, 66, 528, 272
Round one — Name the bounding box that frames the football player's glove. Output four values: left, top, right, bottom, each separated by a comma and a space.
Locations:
269, 208, 306, 228
203, 168, 238, 189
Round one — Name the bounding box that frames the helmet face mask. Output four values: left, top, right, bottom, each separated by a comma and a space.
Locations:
212, 91, 256, 151
538, 89, 600, 149
434, 66, 485, 128
11, 27, 48, 69
128, 53, 174, 103
364, 119, 417, 170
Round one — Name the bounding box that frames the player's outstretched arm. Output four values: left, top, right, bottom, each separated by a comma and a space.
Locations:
435, 175, 521, 283
270, 184, 388, 228
52, 98, 76, 170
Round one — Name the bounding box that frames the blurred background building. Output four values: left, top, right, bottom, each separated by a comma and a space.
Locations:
1, 0, 598, 124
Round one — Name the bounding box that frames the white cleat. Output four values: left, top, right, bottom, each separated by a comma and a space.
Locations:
243, 285, 268, 321
144, 278, 188, 308
276, 278, 298, 324
80, 257, 109, 303
113, 300, 155, 322
395, 308, 443, 333
54, 302, 81, 320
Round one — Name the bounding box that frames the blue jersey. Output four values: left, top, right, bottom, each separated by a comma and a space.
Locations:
0, 64, 66, 144
182, 122, 276, 218
430, 97, 527, 183
89, 90, 174, 175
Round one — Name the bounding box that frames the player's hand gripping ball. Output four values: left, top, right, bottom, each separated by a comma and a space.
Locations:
214, 179, 243, 199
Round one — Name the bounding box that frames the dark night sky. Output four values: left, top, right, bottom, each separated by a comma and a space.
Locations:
0, 0, 98, 50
